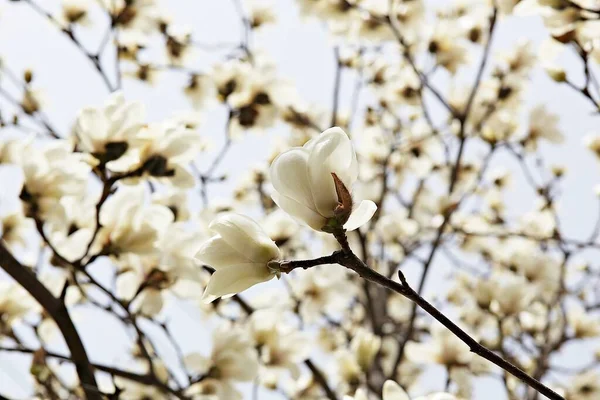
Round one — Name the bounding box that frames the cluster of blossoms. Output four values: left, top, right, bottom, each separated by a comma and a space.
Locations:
1, 0, 600, 399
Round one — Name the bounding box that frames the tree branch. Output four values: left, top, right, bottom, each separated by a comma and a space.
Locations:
0, 242, 101, 400
279, 247, 565, 400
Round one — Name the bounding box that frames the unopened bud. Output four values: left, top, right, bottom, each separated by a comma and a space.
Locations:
545, 66, 567, 82
24, 69, 33, 84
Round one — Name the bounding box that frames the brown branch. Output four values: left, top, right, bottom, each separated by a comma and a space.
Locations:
0, 346, 181, 397
279, 247, 565, 400
23, 0, 116, 92
0, 242, 101, 400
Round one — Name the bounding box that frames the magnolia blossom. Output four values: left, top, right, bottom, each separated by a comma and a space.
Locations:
17, 140, 93, 218
184, 323, 259, 400
344, 380, 459, 400
196, 213, 281, 302
73, 91, 145, 168
270, 127, 377, 232
248, 309, 311, 388
94, 186, 173, 257
0, 281, 40, 333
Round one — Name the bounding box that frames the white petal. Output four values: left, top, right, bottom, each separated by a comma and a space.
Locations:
272, 192, 327, 231
382, 380, 410, 400
139, 289, 164, 316
209, 213, 279, 263
308, 127, 358, 217
202, 263, 274, 302
162, 131, 200, 161
270, 148, 316, 210
169, 164, 197, 188
344, 200, 377, 231
184, 353, 211, 375
116, 270, 142, 300
195, 235, 252, 269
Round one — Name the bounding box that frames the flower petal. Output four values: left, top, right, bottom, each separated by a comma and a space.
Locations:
209, 213, 280, 263
343, 200, 377, 231
308, 127, 358, 217
272, 192, 327, 231
195, 235, 252, 269
382, 380, 410, 400
202, 263, 274, 302
270, 148, 315, 210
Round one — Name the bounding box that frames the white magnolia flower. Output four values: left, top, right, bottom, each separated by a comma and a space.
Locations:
566, 370, 600, 400
270, 127, 377, 232
18, 140, 93, 218
406, 325, 472, 368
73, 91, 145, 167
567, 304, 600, 338
248, 309, 311, 388
116, 224, 203, 316
196, 213, 281, 302
0, 281, 41, 332
351, 328, 381, 371
344, 380, 459, 400
59, 0, 93, 27
184, 323, 259, 400
109, 120, 202, 188
94, 186, 173, 257
0, 208, 33, 248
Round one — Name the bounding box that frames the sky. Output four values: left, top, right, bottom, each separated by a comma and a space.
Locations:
0, 0, 599, 399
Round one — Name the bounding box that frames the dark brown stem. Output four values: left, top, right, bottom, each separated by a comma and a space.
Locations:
0, 242, 101, 400
0, 346, 185, 398
279, 249, 565, 400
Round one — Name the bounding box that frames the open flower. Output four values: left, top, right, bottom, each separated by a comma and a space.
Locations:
381, 380, 459, 400
196, 213, 281, 302
73, 91, 145, 168
270, 127, 377, 232
184, 323, 259, 400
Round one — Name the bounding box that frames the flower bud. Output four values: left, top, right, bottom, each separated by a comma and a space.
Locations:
196, 213, 281, 302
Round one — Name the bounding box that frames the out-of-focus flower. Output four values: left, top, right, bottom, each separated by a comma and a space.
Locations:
406, 325, 481, 370
247, 0, 277, 29
0, 208, 33, 248
110, 120, 202, 188
196, 213, 281, 302
185, 323, 259, 400
60, 0, 92, 26
73, 92, 145, 168
0, 281, 41, 334
351, 328, 381, 371
344, 380, 460, 400
93, 186, 173, 257
116, 223, 203, 316
248, 309, 311, 388
520, 105, 563, 151
17, 140, 93, 218
566, 370, 600, 400
291, 264, 355, 323
105, 0, 161, 33
567, 304, 600, 338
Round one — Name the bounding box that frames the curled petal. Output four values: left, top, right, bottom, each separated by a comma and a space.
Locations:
202, 263, 275, 302
382, 380, 410, 400
343, 200, 377, 231
270, 149, 314, 209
